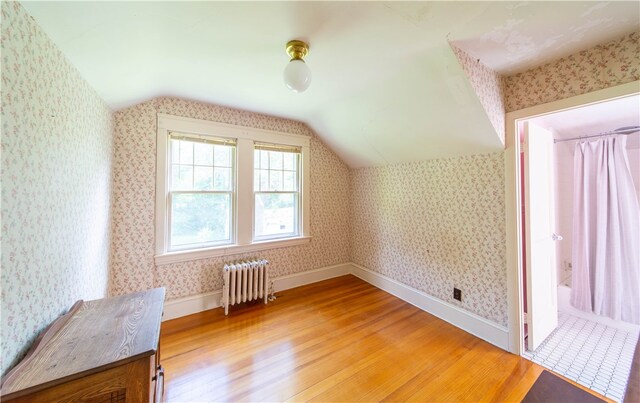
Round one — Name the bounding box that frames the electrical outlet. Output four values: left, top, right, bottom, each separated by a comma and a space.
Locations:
453, 288, 462, 301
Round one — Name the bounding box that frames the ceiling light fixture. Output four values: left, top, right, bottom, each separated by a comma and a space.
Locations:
283, 40, 311, 93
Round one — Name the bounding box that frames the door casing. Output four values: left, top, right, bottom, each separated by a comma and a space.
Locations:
504, 81, 640, 356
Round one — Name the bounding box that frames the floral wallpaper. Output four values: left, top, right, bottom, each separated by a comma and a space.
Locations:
5, 2, 634, 377
110, 102, 156, 294
451, 45, 506, 146
110, 97, 351, 299
503, 31, 640, 112
350, 152, 508, 326
1, 1, 114, 376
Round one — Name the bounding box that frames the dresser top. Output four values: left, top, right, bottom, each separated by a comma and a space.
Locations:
0, 288, 165, 398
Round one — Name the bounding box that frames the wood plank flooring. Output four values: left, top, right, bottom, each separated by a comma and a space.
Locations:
160, 275, 603, 402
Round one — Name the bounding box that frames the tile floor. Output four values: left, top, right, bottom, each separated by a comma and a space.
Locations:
524, 312, 639, 402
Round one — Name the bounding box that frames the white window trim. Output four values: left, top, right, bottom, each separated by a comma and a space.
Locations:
155, 113, 311, 265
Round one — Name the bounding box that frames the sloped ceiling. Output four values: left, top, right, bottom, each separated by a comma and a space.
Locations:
20, 2, 640, 168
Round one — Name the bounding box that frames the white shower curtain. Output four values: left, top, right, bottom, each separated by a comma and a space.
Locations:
570, 135, 640, 324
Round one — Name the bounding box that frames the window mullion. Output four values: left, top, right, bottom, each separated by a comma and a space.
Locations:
236, 138, 254, 246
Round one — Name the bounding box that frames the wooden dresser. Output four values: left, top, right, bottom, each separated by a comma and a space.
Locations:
0, 288, 165, 403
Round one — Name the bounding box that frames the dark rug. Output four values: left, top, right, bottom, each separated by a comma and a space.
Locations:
624, 334, 640, 403
522, 370, 605, 403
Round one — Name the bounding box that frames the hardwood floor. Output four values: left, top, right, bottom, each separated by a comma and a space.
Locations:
160, 275, 600, 402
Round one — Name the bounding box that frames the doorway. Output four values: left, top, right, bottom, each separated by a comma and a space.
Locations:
516, 94, 640, 401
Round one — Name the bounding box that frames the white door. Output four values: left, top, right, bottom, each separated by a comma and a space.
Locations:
524, 121, 559, 351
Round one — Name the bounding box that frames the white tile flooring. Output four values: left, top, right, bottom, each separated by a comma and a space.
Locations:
524, 312, 639, 402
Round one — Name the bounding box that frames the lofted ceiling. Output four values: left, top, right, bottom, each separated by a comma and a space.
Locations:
20, 1, 640, 168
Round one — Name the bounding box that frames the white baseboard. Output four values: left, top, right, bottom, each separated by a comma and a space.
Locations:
272, 263, 351, 292
349, 263, 510, 350
162, 262, 351, 321
163, 290, 223, 321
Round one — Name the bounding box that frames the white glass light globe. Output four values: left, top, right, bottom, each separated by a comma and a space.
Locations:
283, 59, 311, 93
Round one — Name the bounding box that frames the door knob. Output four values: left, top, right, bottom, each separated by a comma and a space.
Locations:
552, 234, 563, 241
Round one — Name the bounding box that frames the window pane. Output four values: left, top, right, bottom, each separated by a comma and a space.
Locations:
259, 169, 269, 191
269, 170, 283, 190
171, 165, 193, 190
179, 141, 193, 164
214, 145, 231, 167
269, 151, 283, 170
283, 171, 296, 191
171, 193, 231, 248
260, 150, 269, 169
171, 139, 180, 164
213, 167, 231, 191
254, 193, 297, 238
254, 150, 260, 170
193, 166, 213, 190
193, 142, 213, 166
283, 152, 296, 171
254, 169, 266, 192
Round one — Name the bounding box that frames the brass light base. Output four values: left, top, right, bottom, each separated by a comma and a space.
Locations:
286, 40, 309, 61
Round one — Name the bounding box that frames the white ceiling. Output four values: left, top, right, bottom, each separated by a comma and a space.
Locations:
20, 1, 640, 168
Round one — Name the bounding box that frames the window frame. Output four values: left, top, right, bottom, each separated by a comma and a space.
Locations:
253, 145, 302, 242
167, 134, 237, 251
155, 113, 311, 265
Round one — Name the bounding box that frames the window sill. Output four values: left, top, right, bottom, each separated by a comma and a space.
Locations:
154, 236, 312, 265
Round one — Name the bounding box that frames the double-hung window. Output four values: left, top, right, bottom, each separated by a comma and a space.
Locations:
155, 113, 310, 264
254, 144, 300, 240
168, 134, 235, 251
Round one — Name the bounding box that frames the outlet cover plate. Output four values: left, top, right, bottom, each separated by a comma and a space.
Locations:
453, 288, 462, 301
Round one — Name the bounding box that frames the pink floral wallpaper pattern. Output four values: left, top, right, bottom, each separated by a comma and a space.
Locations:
1, 1, 114, 376
451, 45, 506, 145
110, 97, 351, 299
350, 152, 508, 326
503, 31, 640, 112
5, 5, 635, 377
